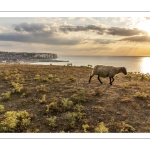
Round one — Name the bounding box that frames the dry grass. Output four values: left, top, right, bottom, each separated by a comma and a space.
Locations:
0, 64, 150, 133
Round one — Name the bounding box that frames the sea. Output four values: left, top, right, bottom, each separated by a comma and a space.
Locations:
32, 55, 150, 74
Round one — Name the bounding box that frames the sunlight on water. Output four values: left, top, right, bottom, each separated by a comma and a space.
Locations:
140, 57, 150, 74
30, 56, 150, 74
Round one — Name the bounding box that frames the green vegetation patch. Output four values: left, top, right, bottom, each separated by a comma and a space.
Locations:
11, 82, 24, 93
39, 94, 47, 104
0, 110, 31, 132
71, 90, 85, 104
1, 91, 11, 101
0, 105, 5, 113
95, 122, 109, 133
61, 98, 73, 110
36, 84, 49, 92
120, 122, 135, 133
134, 91, 149, 100
46, 116, 57, 127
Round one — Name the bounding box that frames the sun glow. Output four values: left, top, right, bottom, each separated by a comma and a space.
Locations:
136, 20, 150, 36
140, 57, 150, 74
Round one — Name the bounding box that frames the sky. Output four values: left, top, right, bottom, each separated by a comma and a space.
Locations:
1, 17, 150, 56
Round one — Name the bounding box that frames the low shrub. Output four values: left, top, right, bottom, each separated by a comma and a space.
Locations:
46, 116, 57, 127
1, 91, 11, 101
48, 74, 54, 79
46, 102, 58, 112
66, 112, 83, 128
71, 90, 85, 104
0, 105, 5, 113
54, 78, 60, 82
68, 75, 76, 82
61, 98, 73, 110
0, 110, 31, 132
94, 122, 109, 133
39, 94, 47, 104
34, 74, 41, 80
82, 124, 90, 133
120, 122, 135, 133
36, 85, 49, 92
134, 91, 149, 100
11, 82, 23, 93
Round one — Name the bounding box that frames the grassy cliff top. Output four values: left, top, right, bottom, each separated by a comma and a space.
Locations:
0, 64, 150, 133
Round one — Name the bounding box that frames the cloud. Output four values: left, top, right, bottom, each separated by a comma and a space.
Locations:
145, 17, 150, 20
0, 22, 148, 47
59, 25, 147, 36
119, 35, 150, 42
0, 32, 81, 45
14, 22, 52, 33
59, 25, 106, 34
94, 39, 116, 44
106, 27, 147, 36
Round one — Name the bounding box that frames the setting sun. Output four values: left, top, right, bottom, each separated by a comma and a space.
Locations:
140, 57, 150, 73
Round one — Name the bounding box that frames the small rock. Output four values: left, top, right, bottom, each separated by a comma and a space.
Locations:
116, 111, 121, 115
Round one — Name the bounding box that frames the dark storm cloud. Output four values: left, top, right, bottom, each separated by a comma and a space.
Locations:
106, 27, 147, 36
119, 35, 150, 42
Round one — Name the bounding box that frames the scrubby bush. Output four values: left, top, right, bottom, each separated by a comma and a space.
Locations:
82, 124, 89, 133
48, 74, 53, 79
140, 74, 150, 81
54, 78, 60, 82
41, 77, 49, 82
120, 122, 135, 133
46, 116, 57, 127
11, 82, 23, 93
13, 68, 19, 74
134, 91, 149, 100
3, 76, 8, 81
4, 70, 10, 76
94, 122, 109, 133
34, 74, 41, 80
147, 104, 150, 108
66, 111, 83, 128
68, 75, 76, 82
36, 85, 49, 92
1, 91, 11, 100
0, 105, 5, 113
61, 98, 73, 110
0, 110, 31, 132
71, 90, 85, 104
46, 102, 58, 112
122, 82, 130, 89
74, 104, 84, 112
66, 112, 77, 128
39, 94, 47, 104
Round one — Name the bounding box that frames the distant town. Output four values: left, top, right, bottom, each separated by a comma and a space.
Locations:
0, 51, 61, 63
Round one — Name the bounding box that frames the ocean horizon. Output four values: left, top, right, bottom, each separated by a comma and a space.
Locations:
31, 55, 150, 74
